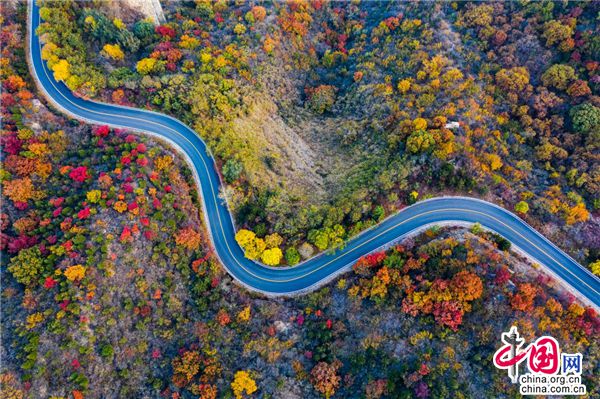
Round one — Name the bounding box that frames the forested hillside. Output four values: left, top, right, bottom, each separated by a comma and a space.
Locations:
34, 0, 600, 268
1, 2, 599, 398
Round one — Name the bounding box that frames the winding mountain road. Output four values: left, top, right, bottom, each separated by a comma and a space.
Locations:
28, 2, 600, 308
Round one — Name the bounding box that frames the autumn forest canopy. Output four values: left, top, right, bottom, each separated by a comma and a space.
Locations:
33, 0, 600, 269
1, 1, 599, 398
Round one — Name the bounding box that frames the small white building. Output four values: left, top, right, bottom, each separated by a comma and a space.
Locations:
444, 121, 460, 130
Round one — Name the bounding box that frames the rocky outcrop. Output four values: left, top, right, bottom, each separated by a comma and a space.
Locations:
120, 0, 165, 24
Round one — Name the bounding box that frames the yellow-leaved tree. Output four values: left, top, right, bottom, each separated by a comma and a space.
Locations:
231, 371, 257, 399
41, 42, 59, 63
261, 248, 283, 266
235, 229, 270, 261
51, 59, 71, 82
566, 203, 589, 225
86, 190, 102, 203
102, 44, 125, 61
136, 58, 162, 75
179, 34, 200, 50
64, 265, 86, 282
235, 229, 256, 248
591, 261, 600, 276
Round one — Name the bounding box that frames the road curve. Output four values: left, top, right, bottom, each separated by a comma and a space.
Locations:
28, 1, 600, 307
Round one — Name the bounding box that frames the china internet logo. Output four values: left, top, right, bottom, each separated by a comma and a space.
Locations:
493, 326, 587, 396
